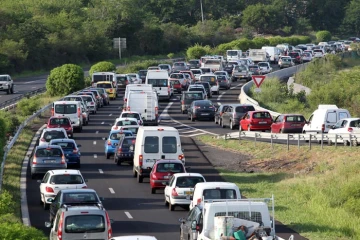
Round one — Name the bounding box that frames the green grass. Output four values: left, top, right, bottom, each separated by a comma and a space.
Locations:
197, 135, 360, 240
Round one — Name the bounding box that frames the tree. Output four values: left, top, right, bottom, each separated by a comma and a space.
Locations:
341, 0, 360, 36
46, 64, 84, 96
186, 44, 208, 59
316, 30, 332, 42
89, 61, 116, 76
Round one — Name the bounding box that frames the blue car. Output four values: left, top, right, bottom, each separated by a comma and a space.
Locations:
49, 139, 81, 168
105, 130, 133, 159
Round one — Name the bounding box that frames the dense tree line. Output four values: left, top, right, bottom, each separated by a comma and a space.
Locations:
0, 0, 359, 74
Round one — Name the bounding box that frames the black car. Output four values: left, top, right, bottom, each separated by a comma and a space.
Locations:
138, 70, 148, 84
223, 64, 234, 75
194, 82, 212, 98
49, 189, 103, 223
214, 104, 229, 125
114, 136, 136, 165
187, 100, 216, 121
181, 91, 204, 114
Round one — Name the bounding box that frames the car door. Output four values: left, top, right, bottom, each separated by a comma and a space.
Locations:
50, 192, 61, 221
40, 172, 51, 200
223, 106, 232, 125
331, 120, 347, 133
182, 207, 198, 239
50, 211, 62, 240
271, 115, 281, 133
165, 175, 175, 201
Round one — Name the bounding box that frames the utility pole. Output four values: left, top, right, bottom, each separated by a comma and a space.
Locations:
200, 0, 204, 23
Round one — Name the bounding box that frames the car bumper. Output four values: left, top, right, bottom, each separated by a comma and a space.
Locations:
282, 128, 303, 133
158, 95, 170, 100
143, 118, 158, 125
150, 179, 168, 188
0, 85, 10, 90
194, 112, 215, 119
249, 124, 271, 131
115, 154, 134, 163
31, 165, 67, 175
170, 196, 191, 205
107, 92, 116, 98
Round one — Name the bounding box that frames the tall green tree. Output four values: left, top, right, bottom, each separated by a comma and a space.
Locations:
341, 0, 360, 36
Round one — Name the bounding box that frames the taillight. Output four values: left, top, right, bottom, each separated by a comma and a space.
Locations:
91, 102, 94, 105
348, 128, 353, 132
125, 98, 127, 102
77, 107, 81, 118
106, 212, 112, 239
82, 186, 87, 189
155, 107, 158, 116
139, 155, 143, 167
178, 154, 184, 160
61, 155, 66, 164
152, 173, 157, 180
45, 186, 54, 193
40, 138, 46, 142
113, 126, 118, 130
51, 107, 54, 116
171, 188, 178, 197
321, 124, 325, 133
32, 156, 37, 164
117, 148, 122, 153
197, 198, 202, 205
57, 212, 64, 239
107, 140, 112, 146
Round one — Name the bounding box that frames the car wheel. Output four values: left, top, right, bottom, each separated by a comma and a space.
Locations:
169, 202, 175, 211
352, 140, 358, 146
106, 153, 110, 159
165, 197, 169, 206
214, 117, 218, 124
191, 114, 195, 122
344, 140, 349, 146
151, 188, 156, 194
10, 86, 14, 94
132, 167, 137, 178
182, 110, 185, 114
230, 120, 234, 130
6, 88, 10, 94
49, 213, 53, 223
43, 200, 49, 210
221, 120, 225, 128
137, 173, 143, 183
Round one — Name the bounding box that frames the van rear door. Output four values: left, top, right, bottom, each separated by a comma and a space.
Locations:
54, 103, 81, 127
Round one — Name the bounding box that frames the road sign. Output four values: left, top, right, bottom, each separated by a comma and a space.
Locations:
113, 38, 127, 49
252, 75, 266, 88
254, 88, 261, 93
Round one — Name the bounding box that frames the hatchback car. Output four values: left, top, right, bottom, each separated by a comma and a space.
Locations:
119, 111, 143, 125
187, 85, 207, 98
193, 82, 212, 98
258, 62, 272, 74
181, 91, 204, 114
216, 75, 230, 90
248, 65, 262, 75
188, 59, 201, 69
84, 89, 103, 108
49, 139, 81, 168
47, 116, 73, 138
49, 188, 103, 223
116, 74, 131, 89
169, 79, 182, 94
199, 74, 219, 95
221, 104, 255, 130
164, 173, 205, 211
302, 52, 313, 62
77, 94, 97, 114
111, 117, 139, 131
223, 64, 235, 75
30, 145, 67, 179
187, 100, 216, 121
328, 118, 360, 146
114, 136, 136, 165
288, 52, 303, 64
38, 128, 69, 147
270, 114, 306, 133
279, 57, 294, 69
90, 87, 110, 106
214, 104, 229, 125
239, 111, 273, 132
105, 130, 133, 159
38, 169, 87, 210
179, 206, 203, 240
150, 159, 186, 194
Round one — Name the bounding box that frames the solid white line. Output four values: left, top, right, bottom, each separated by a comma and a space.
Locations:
94, 154, 97, 158
93, 141, 96, 145
125, 212, 133, 219
31, 87, 36, 89
171, 118, 218, 136
96, 131, 99, 134
181, 130, 199, 134
109, 188, 115, 194
99, 169, 104, 174
187, 133, 206, 137
109, 113, 112, 116
101, 122, 105, 124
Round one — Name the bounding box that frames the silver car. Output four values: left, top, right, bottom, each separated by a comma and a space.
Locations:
30, 145, 67, 179
172, 61, 188, 72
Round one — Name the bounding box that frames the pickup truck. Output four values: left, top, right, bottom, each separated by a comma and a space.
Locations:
231, 65, 252, 82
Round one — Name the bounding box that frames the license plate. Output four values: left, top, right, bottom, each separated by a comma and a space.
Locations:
259, 122, 267, 124
201, 113, 209, 115
146, 159, 155, 163
291, 124, 300, 126
164, 175, 170, 179
44, 160, 56, 163
185, 191, 193, 195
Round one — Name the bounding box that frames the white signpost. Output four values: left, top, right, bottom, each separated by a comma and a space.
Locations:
252, 75, 266, 93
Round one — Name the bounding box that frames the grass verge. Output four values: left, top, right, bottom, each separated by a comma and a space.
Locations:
197, 135, 360, 240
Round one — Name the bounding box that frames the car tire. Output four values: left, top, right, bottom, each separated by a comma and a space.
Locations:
191, 114, 195, 122
352, 140, 358, 146
230, 120, 234, 130
217, 91, 219, 95
344, 140, 349, 146
169, 202, 175, 211
132, 167, 137, 178
187, 114, 190, 120
214, 117, 218, 124
151, 188, 156, 194
6, 88, 10, 94
137, 173, 143, 183
221, 120, 225, 128
43, 199, 49, 210
10, 86, 14, 94
165, 197, 169, 206
106, 153, 110, 159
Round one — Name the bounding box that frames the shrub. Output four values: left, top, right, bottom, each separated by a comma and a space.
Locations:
252, 37, 270, 48
186, 44, 208, 59
84, 76, 92, 87
167, 53, 175, 59
0, 117, 5, 157
0, 221, 47, 240
46, 64, 85, 96
268, 36, 284, 46
234, 39, 254, 51
316, 30, 332, 42
89, 61, 116, 77
0, 112, 20, 135
16, 97, 41, 117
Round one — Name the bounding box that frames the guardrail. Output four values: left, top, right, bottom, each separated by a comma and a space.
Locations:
222, 130, 359, 150
0, 87, 47, 111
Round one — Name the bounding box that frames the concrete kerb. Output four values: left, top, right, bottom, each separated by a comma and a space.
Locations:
21, 124, 46, 227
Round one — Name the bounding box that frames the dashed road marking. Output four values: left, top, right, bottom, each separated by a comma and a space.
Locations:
125, 212, 133, 219
94, 154, 97, 158
109, 188, 115, 194
93, 141, 96, 145
96, 131, 99, 134
99, 169, 104, 174
101, 122, 105, 124
109, 113, 112, 116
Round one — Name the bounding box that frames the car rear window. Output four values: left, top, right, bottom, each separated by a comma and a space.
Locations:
116, 120, 137, 126
36, 148, 62, 157
156, 163, 184, 173
50, 118, 70, 125
216, 76, 226, 81
43, 131, 66, 141
162, 136, 177, 154
159, 65, 170, 70
174, 62, 185, 66
196, 101, 213, 107
50, 174, 84, 184
171, 80, 181, 85
235, 106, 255, 113
196, 83, 209, 89
63, 97, 82, 102
191, 70, 201, 74
110, 132, 132, 140
117, 76, 127, 82
82, 96, 93, 102
122, 138, 136, 147
252, 112, 272, 119
96, 83, 112, 89
203, 189, 237, 200
65, 215, 105, 233
285, 116, 305, 122
121, 127, 138, 135
189, 87, 204, 92
121, 113, 140, 120
63, 192, 98, 203
185, 93, 203, 100
55, 104, 77, 114
52, 142, 75, 149
147, 79, 168, 87
289, 52, 299, 57
144, 136, 159, 153
201, 68, 211, 73
175, 177, 205, 188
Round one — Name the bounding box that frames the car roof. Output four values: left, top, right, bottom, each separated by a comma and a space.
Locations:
172, 173, 204, 178
111, 236, 157, 240
96, 81, 113, 84
195, 182, 237, 188
109, 129, 133, 134
43, 128, 66, 132
280, 114, 305, 116
48, 169, 81, 175
337, 118, 360, 121
155, 159, 184, 164
36, 144, 62, 149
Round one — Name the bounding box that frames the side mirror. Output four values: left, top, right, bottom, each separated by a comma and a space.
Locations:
45, 222, 52, 228
110, 219, 114, 224
48, 198, 54, 203
85, 179, 88, 182
77, 144, 82, 147
100, 197, 105, 201
331, 125, 336, 129
191, 220, 197, 230
179, 218, 186, 224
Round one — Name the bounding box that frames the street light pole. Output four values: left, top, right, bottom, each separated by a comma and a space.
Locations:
200, 0, 204, 23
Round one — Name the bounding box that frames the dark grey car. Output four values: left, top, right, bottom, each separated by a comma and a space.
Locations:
214, 104, 229, 125
30, 145, 67, 179
181, 91, 204, 114
179, 206, 203, 240
221, 104, 255, 130
188, 59, 201, 69
172, 62, 188, 72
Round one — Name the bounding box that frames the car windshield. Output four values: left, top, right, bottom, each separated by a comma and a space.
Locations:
122, 138, 136, 148
227, 51, 238, 56
236, 106, 255, 113
93, 88, 105, 94
185, 93, 203, 100
191, 70, 201, 74
65, 215, 105, 233
92, 74, 113, 83
189, 87, 204, 92
117, 76, 127, 82
96, 83, 112, 89
121, 113, 140, 120
50, 174, 84, 185
204, 60, 220, 64
289, 53, 298, 57
35, 148, 62, 157
252, 112, 272, 119
55, 104, 77, 114
170, 74, 183, 79
51, 141, 75, 149
63, 193, 98, 203
285, 116, 306, 122
283, 58, 291, 62
196, 83, 209, 89
175, 176, 205, 188
116, 120, 137, 126
159, 65, 169, 70
170, 80, 181, 85
200, 76, 217, 85
43, 131, 66, 141
217, 76, 226, 81
249, 66, 259, 71
203, 189, 237, 200
63, 97, 82, 102
82, 96, 93, 102
258, 63, 268, 67
156, 163, 184, 173
201, 68, 211, 73
189, 60, 199, 64
50, 118, 70, 125
196, 101, 213, 107
147, 79, 168, 87
110, 132, 132, 140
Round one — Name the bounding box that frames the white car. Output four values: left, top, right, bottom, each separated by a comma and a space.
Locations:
38, 169, 87, 209
199, 74, 219, 95
214, 71, 230, 80
119, 111, 143, 125
39, 128, 69, 147
190, 69, 203, 81
111, 117, 139, 131
257, 62, 272, 74
328, 118, 360, 145
302, 52, 313, 62
0, 74, 14, 94
126, 73, 141, 84
313, 49, 325, 58
187, 85, 207, 99
164, 173, 206, 211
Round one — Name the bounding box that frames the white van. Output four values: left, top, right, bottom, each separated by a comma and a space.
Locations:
226, 50, 242, 61
124, 84, 153, 107
52, 101, 84, 132
146, 70, 170, 101
302, 105, 351, 133
189, 182, 241, 210
133, 126, 185, 183
261, 46, 281, 63
126, 91, 158, 125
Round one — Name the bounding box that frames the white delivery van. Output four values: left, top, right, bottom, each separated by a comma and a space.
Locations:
189, 182, 241, 210
126, 91, 158, 126
146, 70, 170, 101
302, 105, 351, 133
133, 126, 185, 183
261, 46, 281, 63
123, 84, 154, 107
248, 49, 269, 62
226, 50, 242, 61
203, 59, 223, 72
52, 101, 84, 132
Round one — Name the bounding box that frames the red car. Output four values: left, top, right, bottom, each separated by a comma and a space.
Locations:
239, 111, 273, 131
47, 116, 73, 138
150, 159, 186, 194
169, 79, 182, 93
271, 114, 306, 133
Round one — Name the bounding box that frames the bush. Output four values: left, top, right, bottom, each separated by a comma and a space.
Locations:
116, 60, 164, 74
16, 97, 41, 117
89, 61, 116, 77
84, 76, 92, 87
46, 64, 85, 96
316, 30, 332, 42
167, 53, 175, 59
186, 44, 209, 59
0, 221, 47, 240
0, 112, 20, 136
0, 117, 5, 157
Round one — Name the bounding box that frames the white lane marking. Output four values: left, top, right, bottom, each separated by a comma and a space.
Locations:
94, 154, 97, 158
96, 131, 99, 134
187, 133, 206, 137
109, 113, 112, 116
14, 91, 19, 93
109, 188, 115, 194
159, 102, 174, 119
217, 92, 225, 101
171, 118, 218, 136
99, 169, 104, 174
31, 87, 36, 89
125, 212, 133, 219
102, 137, 106, 140
101, 122, 104, 124
93, 141, 96, 145
181, 130, 199, 134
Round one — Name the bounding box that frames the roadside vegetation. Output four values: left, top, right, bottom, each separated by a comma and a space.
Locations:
197, 135, 360, 240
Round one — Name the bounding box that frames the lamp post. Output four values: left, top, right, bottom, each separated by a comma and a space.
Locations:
200, 0, 204, 23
